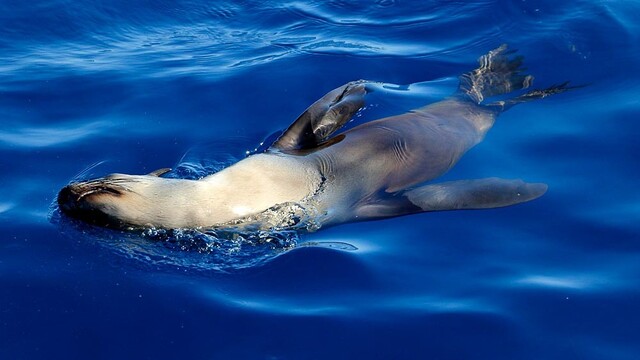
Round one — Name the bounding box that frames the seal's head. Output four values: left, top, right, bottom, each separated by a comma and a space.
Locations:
57, 174, 145, 228
56, 172, 254, 230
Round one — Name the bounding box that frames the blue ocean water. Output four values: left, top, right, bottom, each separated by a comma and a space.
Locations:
2, 0, 640, 359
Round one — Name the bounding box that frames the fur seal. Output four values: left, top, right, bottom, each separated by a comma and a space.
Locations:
58, 45, 571, 231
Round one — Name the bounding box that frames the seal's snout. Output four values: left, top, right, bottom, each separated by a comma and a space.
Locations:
57, 182, 125, 228
57, 184, 81, 213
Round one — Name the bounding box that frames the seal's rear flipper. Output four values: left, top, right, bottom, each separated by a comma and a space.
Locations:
403, 178, 547, 211
270, 81, 372, 152
486, 82, 579, 113
456, 45, 576, 112
457, 44, 534, 104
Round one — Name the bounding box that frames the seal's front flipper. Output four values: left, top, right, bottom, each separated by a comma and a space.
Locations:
271, 80, 372, 152
403, 178, 547, 211
354, 178, 547, 221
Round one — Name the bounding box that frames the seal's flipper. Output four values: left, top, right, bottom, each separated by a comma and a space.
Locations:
487, 82, 579, 113
354, 178, 547, 221
404, 178, 547, 211
457, 44, 534, 103
270, 80, 371, 152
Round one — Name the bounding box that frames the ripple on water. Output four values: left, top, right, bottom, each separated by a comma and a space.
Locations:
0, 120, 113, 148
0, 1, 515, 82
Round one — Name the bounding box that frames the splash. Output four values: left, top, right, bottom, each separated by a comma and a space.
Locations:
53, 210, 300, 273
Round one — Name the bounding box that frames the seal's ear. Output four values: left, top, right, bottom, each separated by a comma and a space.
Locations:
270, 80, 371, 153
147, 168, 171, 177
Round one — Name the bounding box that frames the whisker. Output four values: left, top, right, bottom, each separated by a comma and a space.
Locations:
71, 160, 109, 182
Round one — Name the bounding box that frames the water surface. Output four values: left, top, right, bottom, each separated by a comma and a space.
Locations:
1, 1, 639, 359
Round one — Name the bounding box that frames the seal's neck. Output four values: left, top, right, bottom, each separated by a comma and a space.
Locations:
195, 153, 321, 225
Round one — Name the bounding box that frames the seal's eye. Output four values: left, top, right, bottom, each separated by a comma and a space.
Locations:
95, 185, 123, 196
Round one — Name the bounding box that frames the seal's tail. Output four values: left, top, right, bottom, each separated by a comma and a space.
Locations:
456, 45, 575, 112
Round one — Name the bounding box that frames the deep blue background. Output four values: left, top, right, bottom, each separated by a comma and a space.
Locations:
1, 1, 639, 359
